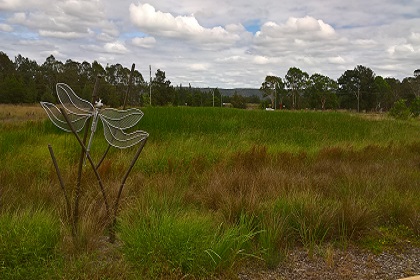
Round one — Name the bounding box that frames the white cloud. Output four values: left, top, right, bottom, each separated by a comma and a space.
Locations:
40, 49, 63, 58
252, 15, 342, 64
61, 0, 105, 22
0, 0, 23, 10
285, 16, 335, 37
129, 3, 239, 46
354, 39, 377, 46
132, 36, 156, 48
190, 63, 209, 71
104, 41, 129, 54
328, 56, 346, 64
0, 23, 13, 32
255, 16, 336, 42
253, 55, 270, 65
5, 1, 118, 41
9, 12, 26, 24
216, 55, 244, 62
388, 44, 416, 55
408, 32, 420, 44
96, 32, 115, 42
1, 0, 419, 87
39, 30, 86, 39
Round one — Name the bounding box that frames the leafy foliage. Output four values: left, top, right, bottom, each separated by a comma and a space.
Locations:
389, 99, 411, 120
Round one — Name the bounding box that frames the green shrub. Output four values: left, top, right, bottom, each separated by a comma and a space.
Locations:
410, 97, 420, 117
389, 99, 411, 120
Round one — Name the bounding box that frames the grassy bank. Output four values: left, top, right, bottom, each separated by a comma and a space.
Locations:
0, 105, 419, 279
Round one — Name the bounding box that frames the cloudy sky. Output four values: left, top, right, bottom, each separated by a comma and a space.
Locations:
0, 0, 419, 88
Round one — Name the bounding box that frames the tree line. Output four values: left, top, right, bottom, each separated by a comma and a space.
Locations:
0, 51, 419, 111
261, 66, 420, 112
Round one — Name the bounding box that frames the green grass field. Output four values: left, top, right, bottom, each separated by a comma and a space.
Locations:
0, 105, 419, 279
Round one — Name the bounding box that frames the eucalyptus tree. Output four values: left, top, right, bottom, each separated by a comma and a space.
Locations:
41, 55, 64, 94
284, 67, 309, 109
403, 76, 420, 99
260, 75, 284, 109
14, 54, 39, 102
0, 51, 14, 81
307, 73, 338, 110
338, 65, 375, 112
63, 59, 81, 91
129, 69, 146, 106
373, 76, 393, 111
152, 69, 172, 106
91, 61, 106, 78
105, 63, 126, 85
14, 54, 38, 81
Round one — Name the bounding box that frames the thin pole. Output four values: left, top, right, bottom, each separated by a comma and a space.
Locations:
149, 65, 152, 106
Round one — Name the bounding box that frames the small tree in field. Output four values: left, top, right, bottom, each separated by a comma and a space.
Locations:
231, 92, 247, 109
260, 75, 284, 109
389, 99, 411, 120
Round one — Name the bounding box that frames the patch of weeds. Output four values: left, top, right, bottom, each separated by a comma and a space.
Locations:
360, 225, 418, 254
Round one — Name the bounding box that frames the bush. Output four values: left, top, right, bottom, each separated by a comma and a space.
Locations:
410, 97, 420, 117
230, 93, 247, 109
389, 99, 411, 120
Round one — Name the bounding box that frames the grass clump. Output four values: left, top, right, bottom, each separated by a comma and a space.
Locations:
0, 209, 61, 279
118, 204, 257, 278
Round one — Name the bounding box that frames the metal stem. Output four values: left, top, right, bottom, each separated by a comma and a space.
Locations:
74, 75, 102, 234
59, 108, 111, 222
109, 137, 147, 243
48, 145, 72, 230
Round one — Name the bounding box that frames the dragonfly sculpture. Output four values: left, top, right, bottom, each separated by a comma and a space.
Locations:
41, 80, 148, 243
40, 83, 148, 153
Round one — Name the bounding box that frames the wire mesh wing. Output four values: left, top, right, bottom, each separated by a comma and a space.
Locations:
40, 102, 91, 132
56, 83, 94, 115
95, 108, 147, 149
100, 113, 148, 149
98, 108, 144, 129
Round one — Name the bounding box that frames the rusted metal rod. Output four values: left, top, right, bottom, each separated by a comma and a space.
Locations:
48, 145, 72, 229
59, 108, 110, 220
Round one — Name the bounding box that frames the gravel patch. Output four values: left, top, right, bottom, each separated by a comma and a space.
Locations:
237, 244, 420, 280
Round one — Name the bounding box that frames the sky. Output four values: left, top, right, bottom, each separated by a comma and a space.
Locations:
0, 0, 419, 88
